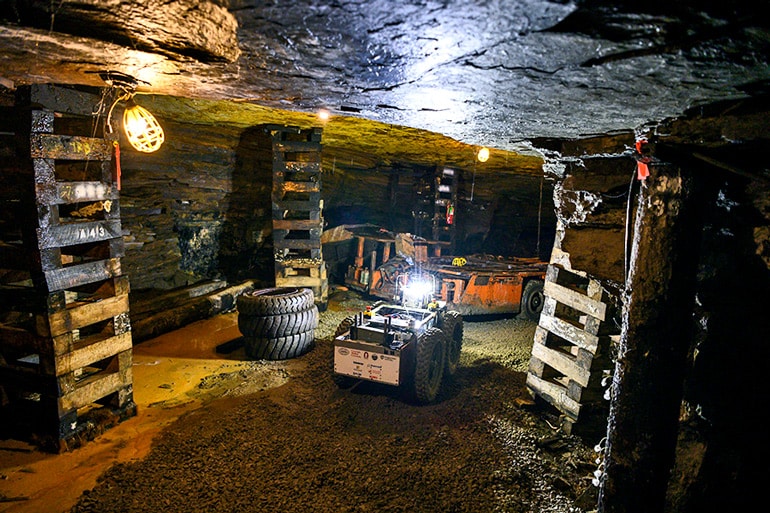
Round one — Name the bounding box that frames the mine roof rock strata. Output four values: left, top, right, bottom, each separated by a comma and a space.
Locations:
14, 0, 240, 62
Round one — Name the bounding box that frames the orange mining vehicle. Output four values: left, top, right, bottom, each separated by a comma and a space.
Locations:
337, 228, 547, 319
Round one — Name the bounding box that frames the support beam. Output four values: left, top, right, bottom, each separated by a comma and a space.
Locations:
599, 164, 704, 513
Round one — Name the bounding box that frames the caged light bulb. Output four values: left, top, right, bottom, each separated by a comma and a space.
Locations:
123, 100, 165, 153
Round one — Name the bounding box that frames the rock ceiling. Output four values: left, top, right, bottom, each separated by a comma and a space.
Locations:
1, 0, 769, 175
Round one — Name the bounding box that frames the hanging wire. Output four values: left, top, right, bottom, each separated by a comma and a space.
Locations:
470, 159, 476, 202
536, 173, 543, 257
623, 164, 639, 283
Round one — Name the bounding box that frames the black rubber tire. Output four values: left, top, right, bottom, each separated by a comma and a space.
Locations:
440, 310, 463, 376
413, 327, 447, 404
334, 316, 356, 338
237, 305, 318, 338
244, 330, 314, 360
332, 316, 357, 388
237, 287, 314, 316
521, 279, 545, 321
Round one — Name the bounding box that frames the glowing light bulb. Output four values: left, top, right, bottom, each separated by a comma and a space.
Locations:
123, 101, 164, 153
477, 147, 490, 162
318, 109, 330, 121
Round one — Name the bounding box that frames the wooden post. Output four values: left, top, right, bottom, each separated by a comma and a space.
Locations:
354, 236, 365, 268
382, 241, 391, 264
369, 250, 377, 293
598, 164, 704, 512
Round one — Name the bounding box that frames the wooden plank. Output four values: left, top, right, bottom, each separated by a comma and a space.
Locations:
583, 280, 604, 335
46, 275, 131, 311
41, 239, 125, 271
51, 312, 130, 356
532, 325, 549, 347
43, 258, 122, 292
21, 84, 102, 117
525, 372, 581, 420
274, 181, 320, 194
276, 259, 324, 269
32, 158, 56, 183
284, 161, 321, 173
538, 313, 599, 353
278, 266, 321, 278
528, 352, 546, 377
54, 332, 132, 376
46, 292, 129, 337
274, 140, 321, 153
275, 275, 324, 287
531, 342, 591, 387
272, 219, 322, 230
36, 181, 118, 205
540, 294, 558, 317
29, 134, 113, 161
129, 279, 227, 317
37, 219, 122, 249
58, 359, 132, 412
273, 239, 321, 250
31, 109, 56, 133
543, 280, 606, 321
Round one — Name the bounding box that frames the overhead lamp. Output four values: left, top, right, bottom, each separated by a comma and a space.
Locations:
477, 147, 490, 162
122, 98, 165, 153
317, 108, 331, 121
100, 70, 165, 153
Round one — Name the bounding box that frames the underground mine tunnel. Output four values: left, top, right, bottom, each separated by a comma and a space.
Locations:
1, 1, 769, 512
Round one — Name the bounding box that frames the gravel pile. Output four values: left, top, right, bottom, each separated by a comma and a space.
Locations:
70, 291, 601, 513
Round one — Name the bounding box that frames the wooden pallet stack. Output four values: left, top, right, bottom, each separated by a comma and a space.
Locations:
0, 84, 136, 451
269, 125, 328, 308
432, 166, 457, 251
525, 264, 617, 434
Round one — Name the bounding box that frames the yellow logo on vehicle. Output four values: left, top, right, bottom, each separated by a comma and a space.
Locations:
452, 257, 467, 267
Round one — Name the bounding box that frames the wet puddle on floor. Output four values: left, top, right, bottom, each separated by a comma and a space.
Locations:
0, 312, 291, 513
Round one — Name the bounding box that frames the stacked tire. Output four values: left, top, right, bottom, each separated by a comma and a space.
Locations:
236, 287, 318, 360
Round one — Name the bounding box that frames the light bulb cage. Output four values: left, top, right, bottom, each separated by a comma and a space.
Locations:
122, 99, 165, 153
101, 71, 164, 153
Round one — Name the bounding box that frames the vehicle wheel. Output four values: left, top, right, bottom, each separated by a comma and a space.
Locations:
237, 305, 318, 338
440, 310, 463, 376
334, 316, 356, 338
244, 330, 314, 360
413, 327, 446, 404
236, 287, 314, 316
521, 279, 545, 321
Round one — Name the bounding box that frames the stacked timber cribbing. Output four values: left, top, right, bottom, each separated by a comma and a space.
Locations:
432, 166, 458, 251
268, 125, 328, 309
0, 84, 136, 451
525, 264, 618, 435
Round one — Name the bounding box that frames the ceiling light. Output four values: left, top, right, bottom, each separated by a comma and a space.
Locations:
477, 147, 490, 162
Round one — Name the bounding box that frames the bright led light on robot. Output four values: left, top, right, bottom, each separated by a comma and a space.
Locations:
403, 277, 434, 302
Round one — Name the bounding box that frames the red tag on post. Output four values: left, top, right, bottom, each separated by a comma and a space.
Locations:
113, 141, 121, 191
637, 161, 650, 180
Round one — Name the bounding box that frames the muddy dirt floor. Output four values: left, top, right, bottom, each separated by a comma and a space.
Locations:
1, 290, 604, 513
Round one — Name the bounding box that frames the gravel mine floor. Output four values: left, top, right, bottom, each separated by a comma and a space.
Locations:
70, 291, 602, 513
